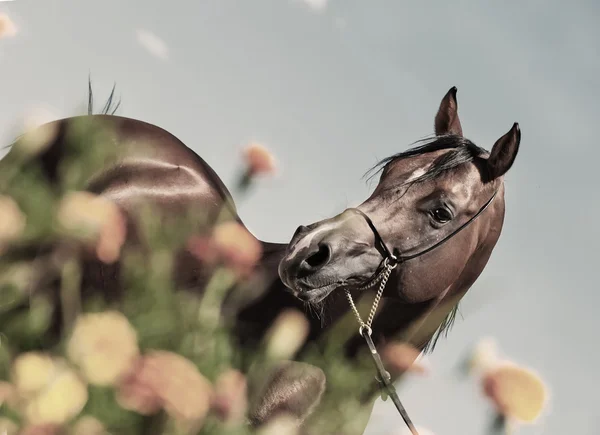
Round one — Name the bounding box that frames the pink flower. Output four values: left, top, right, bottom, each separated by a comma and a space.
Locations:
188, 221, 262, 277
243, 143, 276, 176
211, 369, 248, 425
380, 342, 428, 376
0, 14, 17, 39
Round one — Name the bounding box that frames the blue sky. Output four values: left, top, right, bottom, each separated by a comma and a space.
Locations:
1, 1, 599, 433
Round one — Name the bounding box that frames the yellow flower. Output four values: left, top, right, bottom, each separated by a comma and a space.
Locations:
0, 14, 17, 39
66, 311, 139, 386
20, 423, 62, 435
243, 142, 277, 176
265, 309, 310, 360
482, 362, 548, 423
56, 192, 127, 264
11, 353, 88, 425
11, 353, 57, 397
0, 195, 26, 252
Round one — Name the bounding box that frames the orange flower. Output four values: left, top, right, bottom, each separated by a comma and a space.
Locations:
56, 191, 127, 264
0, 14, 17, 39
243, 142, 276, 176
211, 369, 248, 425
116, 351, 213, 424
188, 221, 262, 277
380, 342, 428, 376
481, 362, 548, 423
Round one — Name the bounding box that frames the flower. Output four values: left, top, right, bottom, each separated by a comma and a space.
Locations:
71, 416, 108, 435
211, 369, 248, 425
0, 14, 17, 39
188, 221, 262, 277
0, 195, 26, 252
56, 191, 127, 264
255, 414, 298, 435
243, 142, 276, 176
0, 381, 18, 410
481, 362, 548, 423
19, 424, 62, 435
469, 337, 499, 374
0, 418, 18, 435
265, 309, 310, 360
66, 311, 139, 386
116, 357, 163, 416
11, 353, 88, 425
380, 342, 428, 376
116, 350, 213, 423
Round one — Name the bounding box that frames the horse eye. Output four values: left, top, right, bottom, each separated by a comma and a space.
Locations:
431, 207, 452, 223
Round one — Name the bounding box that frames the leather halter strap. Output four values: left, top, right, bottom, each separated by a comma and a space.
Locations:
344, 188, 499, 435
349, 188, 498, 265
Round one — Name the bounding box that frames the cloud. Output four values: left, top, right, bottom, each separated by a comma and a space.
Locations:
135, 29, 169, 61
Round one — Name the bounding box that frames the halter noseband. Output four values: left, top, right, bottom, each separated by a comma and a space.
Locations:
344, 188, 499, 435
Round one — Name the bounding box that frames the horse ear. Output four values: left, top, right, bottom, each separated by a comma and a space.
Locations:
487, 123, 521, 180
434, 86, 464, 137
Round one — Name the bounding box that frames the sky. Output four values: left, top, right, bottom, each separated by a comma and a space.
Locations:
1, 0, 599, 433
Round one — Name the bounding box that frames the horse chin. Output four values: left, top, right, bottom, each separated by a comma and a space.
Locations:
295, 282, 341, 304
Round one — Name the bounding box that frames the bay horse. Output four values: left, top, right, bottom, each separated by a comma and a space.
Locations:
0, 85, 520, 434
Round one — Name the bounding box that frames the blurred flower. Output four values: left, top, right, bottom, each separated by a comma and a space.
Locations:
243, 142, 276, 176
11, 352, 57, 397
469, 337, 499, 374
56, 191, 127, 264
0, 195, 26, 252
0, 13, 17, 39
117, 350, 213, 424
71, 416, 108, 435
16, 108, 59, 157
136, 29, 169, 60
20, 424, 62, 435
188, 221, 262, 277
0, 381, 17, 410
255, 414, 298, 435
380, 342, 428, 376
265, 309, 309, 360
66, 310, 139, 386
211, 369, 248, 425
116, 357, 162, 416
11, 353, 88, 425
481, 362, 548, 423
0, 417, 18, 435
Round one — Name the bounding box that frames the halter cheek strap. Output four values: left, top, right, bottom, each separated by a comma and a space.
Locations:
344, 189, 499, 435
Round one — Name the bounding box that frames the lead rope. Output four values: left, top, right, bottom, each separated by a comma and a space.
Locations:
344, 257, 420, 435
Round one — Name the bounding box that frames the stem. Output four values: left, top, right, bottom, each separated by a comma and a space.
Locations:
60, 256, 82, 333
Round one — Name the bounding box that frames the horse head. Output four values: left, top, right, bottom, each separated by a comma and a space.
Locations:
278, 87, 520, 345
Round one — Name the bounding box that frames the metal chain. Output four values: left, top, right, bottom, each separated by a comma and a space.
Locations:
345, 257, 397, 334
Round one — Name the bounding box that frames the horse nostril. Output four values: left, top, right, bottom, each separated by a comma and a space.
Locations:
301, 243, 331, 273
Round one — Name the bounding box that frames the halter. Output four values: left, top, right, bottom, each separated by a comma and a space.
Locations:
344, 188, 499, 435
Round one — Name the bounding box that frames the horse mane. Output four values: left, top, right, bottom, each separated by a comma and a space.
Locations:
364, 135, 488, 354
87, 75, 122, 116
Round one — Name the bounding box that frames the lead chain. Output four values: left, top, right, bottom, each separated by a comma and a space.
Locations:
345, 257, 397, 334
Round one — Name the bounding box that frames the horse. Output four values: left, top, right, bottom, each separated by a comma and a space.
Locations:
0, 85, 520, 434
